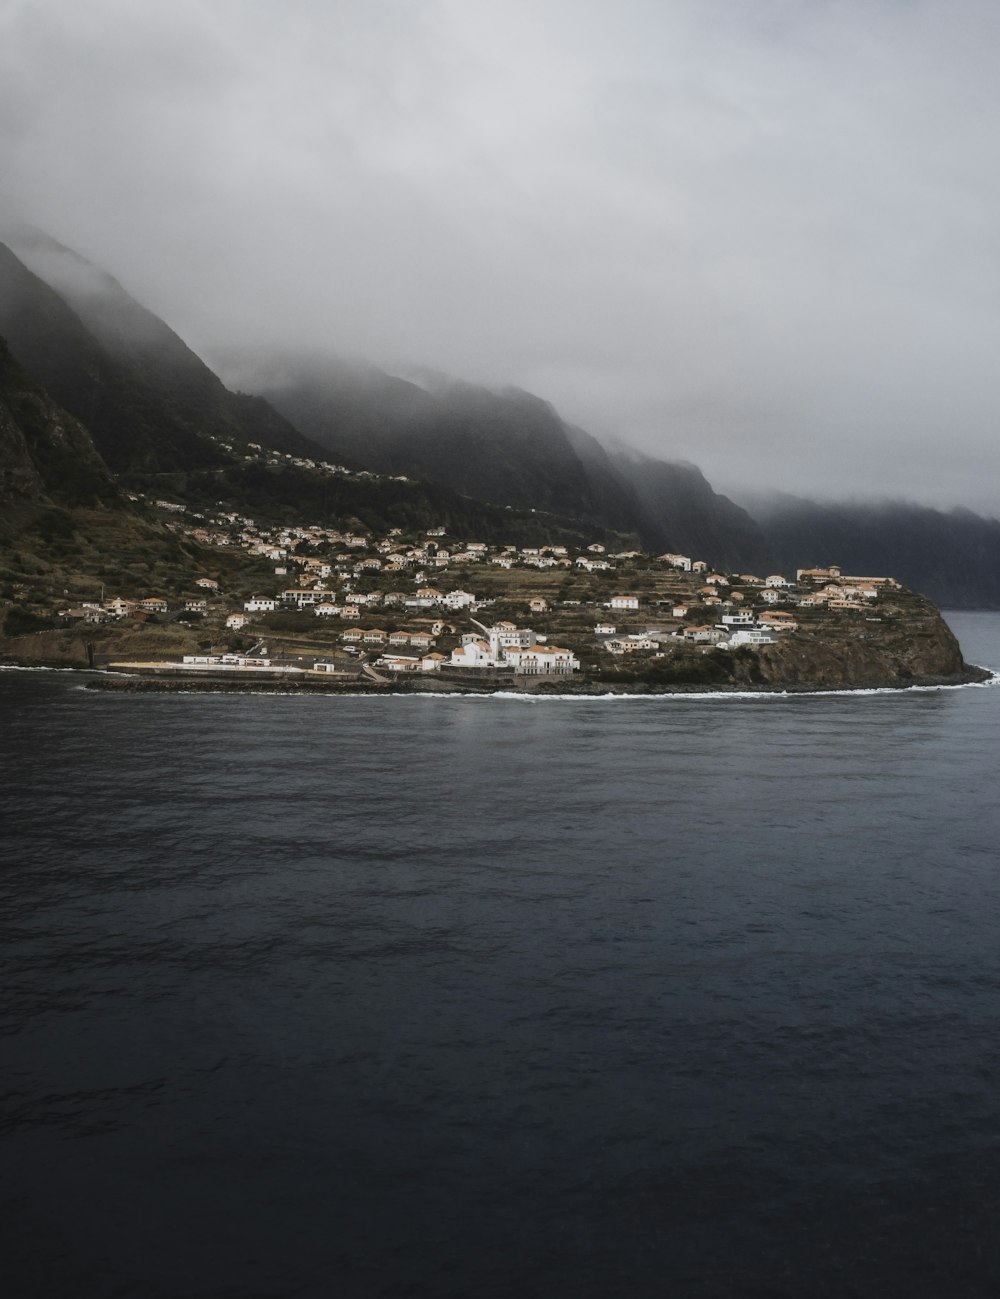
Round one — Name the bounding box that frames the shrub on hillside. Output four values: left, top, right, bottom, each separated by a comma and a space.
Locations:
4, 607, 58, 636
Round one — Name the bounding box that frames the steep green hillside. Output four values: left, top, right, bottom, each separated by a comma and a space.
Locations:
0, 233, 323, 476
6, 229, 1000, 606
250, 353, 770, 564
0, 341, 258, 626
0, 335, 632, 648
0, 337, 115, 508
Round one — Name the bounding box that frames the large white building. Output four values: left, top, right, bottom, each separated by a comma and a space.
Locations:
723, 628, 777, 648
502, 645, 579, 674
448, 620, 579, 675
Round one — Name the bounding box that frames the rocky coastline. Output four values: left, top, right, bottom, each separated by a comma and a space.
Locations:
78, 661, 994, 697
2, 592, 993, 697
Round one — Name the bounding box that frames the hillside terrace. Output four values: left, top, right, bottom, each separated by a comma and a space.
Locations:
43, 499, 899, 671
5, 485, 909, 681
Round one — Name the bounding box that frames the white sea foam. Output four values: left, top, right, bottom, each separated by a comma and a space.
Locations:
210, 671, 1000, 705
0, 663, 90, 674
12, 663, 998, 701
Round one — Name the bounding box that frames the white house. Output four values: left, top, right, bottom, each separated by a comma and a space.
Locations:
443, 590, 477, 610
281, 588, 321, 608
377, 655, 421, 672
608, 595, 640, 610
450, 638, 497, 667
405, 595, 439, 609
723, 628, 777, 648
244, 596, 276, 613
502, 644, 579, 674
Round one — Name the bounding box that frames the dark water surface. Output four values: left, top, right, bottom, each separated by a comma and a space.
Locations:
4, 612, 1000, 1298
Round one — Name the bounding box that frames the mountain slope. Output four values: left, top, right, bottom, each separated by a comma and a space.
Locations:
0, 336, 116, 508
0, 231, 323, 476
0, 240, 630, 551
0, 232, 774, 571
249, 352, 771, 564
0, 336, 248, 646
251, 358, 638, 523
742, 493, 1000, 609
9, 231, 997, 606
608, 448, 772, 570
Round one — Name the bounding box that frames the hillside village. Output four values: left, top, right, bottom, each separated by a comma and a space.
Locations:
0, 235, 984, 693
30, 488, 910, 686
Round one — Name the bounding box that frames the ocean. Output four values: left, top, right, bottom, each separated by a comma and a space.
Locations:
3, 611, 1000, 1297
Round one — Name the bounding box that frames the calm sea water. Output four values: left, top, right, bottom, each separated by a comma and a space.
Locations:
3, 612, 1000, 1298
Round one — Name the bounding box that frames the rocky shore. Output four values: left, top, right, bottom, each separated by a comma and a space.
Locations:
82, 663, 993, 697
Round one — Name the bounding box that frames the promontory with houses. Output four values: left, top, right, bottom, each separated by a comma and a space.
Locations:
0, 237, 987, 694
4, 483, 982, 694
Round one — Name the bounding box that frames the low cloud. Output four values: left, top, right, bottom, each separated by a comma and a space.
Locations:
2, 0, 999, 512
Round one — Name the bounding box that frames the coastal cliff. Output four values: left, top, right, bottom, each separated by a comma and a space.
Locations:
730, 600, 981, 690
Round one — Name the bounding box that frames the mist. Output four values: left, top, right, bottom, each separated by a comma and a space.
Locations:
2, 0, 1000, 512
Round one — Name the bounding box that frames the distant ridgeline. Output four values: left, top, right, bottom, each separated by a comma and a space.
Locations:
0, 226, 998, 607
736, 493, 1000, 611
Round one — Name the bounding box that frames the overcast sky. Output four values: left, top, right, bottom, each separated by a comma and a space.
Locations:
2, 0, 999, 511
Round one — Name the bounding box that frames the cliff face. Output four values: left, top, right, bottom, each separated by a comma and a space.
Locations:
0, 235, 324, 476
0, 337, 116, 507
736, 602, 974, 689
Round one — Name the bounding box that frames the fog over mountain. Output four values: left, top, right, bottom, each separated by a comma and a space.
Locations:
3, 224, 999, 606
2, 1, 1000, 512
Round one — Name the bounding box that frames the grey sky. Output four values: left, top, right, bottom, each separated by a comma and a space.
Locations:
2, 0, 999, 511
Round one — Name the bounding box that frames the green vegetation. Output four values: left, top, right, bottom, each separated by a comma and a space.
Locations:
591, 648, 735, 687
3, 606, 59, 636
